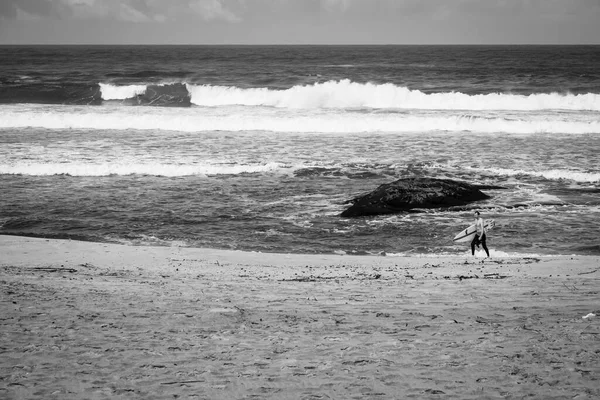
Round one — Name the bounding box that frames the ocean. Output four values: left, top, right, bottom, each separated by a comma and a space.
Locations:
1, 45, 599, 256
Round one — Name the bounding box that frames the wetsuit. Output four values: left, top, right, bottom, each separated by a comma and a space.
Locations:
471, 232, 490, 257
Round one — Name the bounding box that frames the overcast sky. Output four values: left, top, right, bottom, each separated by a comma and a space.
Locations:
1, 0, 599, 45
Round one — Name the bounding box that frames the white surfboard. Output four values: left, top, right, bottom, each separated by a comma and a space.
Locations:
453, 219, 495, 243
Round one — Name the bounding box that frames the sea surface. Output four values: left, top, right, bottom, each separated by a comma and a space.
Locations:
1, 45, 599, 256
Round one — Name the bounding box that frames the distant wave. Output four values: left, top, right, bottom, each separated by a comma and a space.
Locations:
102, 80, 600, 111
185, 80, 600, 111
2, 80, 599, 111
1, 104, 598, 134
0, 162, 288, 177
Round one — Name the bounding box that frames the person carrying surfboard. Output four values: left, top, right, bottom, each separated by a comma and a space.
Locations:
471, 211, 490, 258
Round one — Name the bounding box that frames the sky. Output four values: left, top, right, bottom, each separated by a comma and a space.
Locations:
0, 0, 599, 45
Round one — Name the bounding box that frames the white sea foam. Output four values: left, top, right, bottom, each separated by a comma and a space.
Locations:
0, 162, 287, 177
99, 83, 147, 100
96, 80, 600, 111
1, 104, 598, 134
385, 251, 544, 258
186, 80, 600, 111
466, 166, 600, 183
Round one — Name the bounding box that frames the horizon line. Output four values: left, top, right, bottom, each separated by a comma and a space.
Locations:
1, 43, 599, 46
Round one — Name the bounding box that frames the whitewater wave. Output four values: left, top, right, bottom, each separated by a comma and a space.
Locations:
0, 162, 288, 177
184, 80, 600, 111
99, 80, 600, 111
99, 82, 191, 106
99, 83, 146, 100
4, 159, 599, 183
465, 166, 600, 183
1, 104, 598, 134
4, 79, 600, 111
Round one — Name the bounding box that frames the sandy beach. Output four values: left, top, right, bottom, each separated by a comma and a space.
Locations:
1, 235, 599, 399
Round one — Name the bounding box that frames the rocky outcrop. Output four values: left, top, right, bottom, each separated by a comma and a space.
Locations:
341, 178, 495, 217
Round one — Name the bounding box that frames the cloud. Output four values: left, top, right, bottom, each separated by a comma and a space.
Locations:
0, 1, 18, 19
189, 0, 241, 22
0, 0, 241, 23
64, 0, 168, 22
118, 3, 153, 22
0, 0, 57, 19
321, 0, 350, 12
309, 0, 600, 19
2, 0, 598, 44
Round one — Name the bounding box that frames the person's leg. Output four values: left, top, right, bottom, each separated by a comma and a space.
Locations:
471, 236, 477, 255
481, 234, 490, 257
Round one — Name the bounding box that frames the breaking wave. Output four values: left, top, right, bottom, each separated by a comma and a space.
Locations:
1, 104, 598, 134
0, 162, 288, 177
465, 166, 600, 183
3, 80, 599, 111
184, 80, 600, 111
98, 80, 600, 111
99, 83, 191, 106
99, 83, 146, 100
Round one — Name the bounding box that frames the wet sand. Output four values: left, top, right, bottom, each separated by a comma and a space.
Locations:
1, 235, 599, 399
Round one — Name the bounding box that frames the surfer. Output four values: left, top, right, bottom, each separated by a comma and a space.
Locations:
471, 211, 490, 258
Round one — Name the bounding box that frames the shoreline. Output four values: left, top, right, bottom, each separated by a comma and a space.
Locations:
1, 235, 599, 399
0, 232, 590, 260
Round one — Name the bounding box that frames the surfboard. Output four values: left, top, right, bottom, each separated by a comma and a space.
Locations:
453, 219, 495, 243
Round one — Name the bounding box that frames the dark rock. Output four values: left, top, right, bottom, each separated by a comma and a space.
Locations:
341, 178, 492, 217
